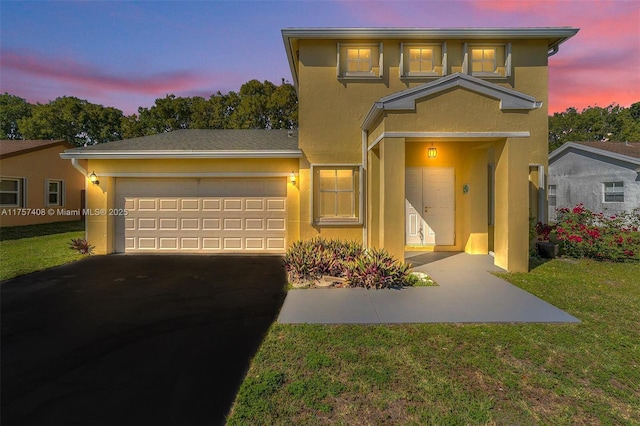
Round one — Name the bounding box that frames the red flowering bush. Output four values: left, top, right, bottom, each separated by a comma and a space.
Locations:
555, 204, 640, 262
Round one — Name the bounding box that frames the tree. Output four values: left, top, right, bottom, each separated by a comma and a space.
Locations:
549, 103, 640, 151
18, 97, 123, 146
0, 93, 32, 139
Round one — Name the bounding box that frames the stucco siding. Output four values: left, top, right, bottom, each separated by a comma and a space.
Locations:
1, 145, 85, 227
549, 149, 640, 219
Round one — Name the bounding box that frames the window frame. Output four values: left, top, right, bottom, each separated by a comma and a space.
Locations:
310, 164, 363, 225
603, 181, 624, 203
463, 43, 511, 78
46, 179, 64, 207
548, 184, 557, 206
0, 177, 25, 207
400, 42, 446, 78
337, 43, 383, 79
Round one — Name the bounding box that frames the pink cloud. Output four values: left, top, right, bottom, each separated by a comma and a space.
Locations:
0, 49, 243, 114
1, 49, 209, 95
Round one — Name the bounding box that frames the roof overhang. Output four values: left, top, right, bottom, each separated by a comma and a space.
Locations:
361, 73, 542, 131
549, 142, 640, 166
282, 27, 579, 88
60, 150, 303, 160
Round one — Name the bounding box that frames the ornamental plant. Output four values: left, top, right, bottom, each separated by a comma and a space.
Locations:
554, 204, 640, 262
68, 238, 94, 255
284, 238, 411, 288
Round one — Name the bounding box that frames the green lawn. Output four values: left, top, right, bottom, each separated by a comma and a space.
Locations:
0, 221, 87, 281
227, 259, 640, 425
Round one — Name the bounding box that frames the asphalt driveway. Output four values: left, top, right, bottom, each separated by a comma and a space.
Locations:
1, 255, 287, 426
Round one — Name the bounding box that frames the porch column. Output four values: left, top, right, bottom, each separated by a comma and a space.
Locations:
494, 138, 529, 272
379, 137, 405, 260
367, 147, 381, 248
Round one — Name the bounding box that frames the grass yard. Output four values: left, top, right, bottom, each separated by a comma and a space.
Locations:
0, 221, 87, 281
227, 259, 640, 425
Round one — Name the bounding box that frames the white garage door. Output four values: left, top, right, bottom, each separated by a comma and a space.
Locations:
115, 178, 286, 253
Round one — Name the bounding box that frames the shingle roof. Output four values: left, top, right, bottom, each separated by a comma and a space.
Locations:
66, 129, 298, 152
0, 140, 69, 158
572, 141, 640, 159
549, 141, 640, 166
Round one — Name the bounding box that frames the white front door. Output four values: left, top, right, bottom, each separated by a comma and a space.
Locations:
405, 167, 455, 246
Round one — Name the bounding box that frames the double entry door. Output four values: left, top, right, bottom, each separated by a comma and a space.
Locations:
405, 167, 455, 246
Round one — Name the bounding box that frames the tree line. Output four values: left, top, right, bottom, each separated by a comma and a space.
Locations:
1, 81, 638, 151
0, 79, 298, 147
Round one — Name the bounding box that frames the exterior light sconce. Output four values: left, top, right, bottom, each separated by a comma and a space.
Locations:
427, 143, 437, 159
290, 171, 297, 185
89, 171, 100, 186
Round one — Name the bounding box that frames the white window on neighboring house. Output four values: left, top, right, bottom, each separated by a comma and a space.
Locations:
604, 181, 624, 202
548, 184, 557, 206
312, 166, 361, 224
46, 179, 64, 206
0, 177, 25, 207
337, 43, 382, 78
463, 43, 511, 78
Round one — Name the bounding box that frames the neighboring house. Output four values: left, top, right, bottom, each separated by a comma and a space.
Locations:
61, 27, 578, 272
0, 140, 85, 227
548, 141, 640, 221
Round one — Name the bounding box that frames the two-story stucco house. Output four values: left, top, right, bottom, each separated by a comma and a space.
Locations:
548, 141, 640, 221
61, 27, 578, 272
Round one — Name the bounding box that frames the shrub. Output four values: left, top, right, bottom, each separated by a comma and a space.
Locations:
555, 204, 640, 262
284, 238, 411, 288
344, 248, 411, 289
68, 238, 94, 255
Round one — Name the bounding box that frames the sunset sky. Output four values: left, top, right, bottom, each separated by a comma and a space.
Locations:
1, 0, 638, 115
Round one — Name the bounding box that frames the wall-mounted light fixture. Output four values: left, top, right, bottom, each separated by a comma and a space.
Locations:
427, 142, 437, 159
290, 171, 297, 185
89, 171, 100, 186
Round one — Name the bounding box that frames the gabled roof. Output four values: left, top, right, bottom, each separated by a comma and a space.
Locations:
60, 129, 301, 160
0, 139, 70, 159
282, 27, 579, 88
361, 73, 541, 130
549, 141, 640, 166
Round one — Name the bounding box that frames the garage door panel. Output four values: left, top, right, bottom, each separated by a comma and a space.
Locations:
116, 178, 286, 253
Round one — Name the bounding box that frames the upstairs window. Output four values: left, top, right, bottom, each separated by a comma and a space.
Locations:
0, 177, 25, 207
463, 43, 511, 78
347, 48, 372, 74
604, 182, 624, 202
337, 43, 382, 78
472, 48, 496, 74
401, 43, 446, 78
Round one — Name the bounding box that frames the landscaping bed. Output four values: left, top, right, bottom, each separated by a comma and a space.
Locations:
284, 238, 436, 289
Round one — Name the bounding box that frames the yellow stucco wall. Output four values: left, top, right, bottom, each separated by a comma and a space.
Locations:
1, 145, 85, 227
84, 158, 299, 254
297, 37, 549, 271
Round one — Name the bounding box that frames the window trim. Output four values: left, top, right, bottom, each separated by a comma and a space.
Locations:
46, 179, 64, 207
463, 42, 511, 78
603, 181, 624, 203
400, 42, 447, 78
310, 164, 363, 226
337, 42, 383, 79
548, 184, 557, 206
0, 177, 26, 207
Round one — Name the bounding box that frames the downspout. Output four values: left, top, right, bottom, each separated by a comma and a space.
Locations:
538, 165, 546, 223
547, 46, 559, 57
70, 158, 88, 177
362, 129, 368, 248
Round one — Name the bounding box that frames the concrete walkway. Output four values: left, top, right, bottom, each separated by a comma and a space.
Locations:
277, 252, 579, 324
